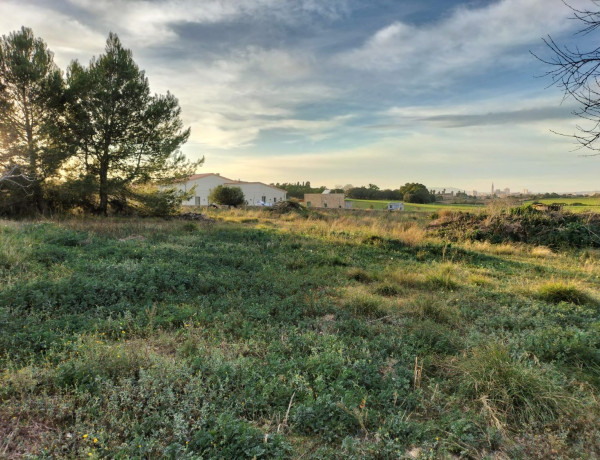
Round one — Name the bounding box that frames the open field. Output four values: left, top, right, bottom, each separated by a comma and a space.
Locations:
1, 209, 600, 458
346, 199, 485, 213
524, 197, 600, 213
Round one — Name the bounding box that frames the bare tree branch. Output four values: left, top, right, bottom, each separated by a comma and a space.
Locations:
534, 1, 600, 154
0, 164, 33, 191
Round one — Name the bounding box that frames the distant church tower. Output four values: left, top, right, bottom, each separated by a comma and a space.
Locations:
491, 182, 495, 196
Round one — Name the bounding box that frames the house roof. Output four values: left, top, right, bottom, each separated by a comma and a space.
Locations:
185, 173, 233, 182
177, 173, 286, 193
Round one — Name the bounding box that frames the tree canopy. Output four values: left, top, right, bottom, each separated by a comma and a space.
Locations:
0, 28, 200, 216
399, 183, 435, 203
0, 26, 65, 213
208, 185, 245, 207
65, 33, 198, 215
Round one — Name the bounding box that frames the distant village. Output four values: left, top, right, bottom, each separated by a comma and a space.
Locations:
176, 173, 599, 210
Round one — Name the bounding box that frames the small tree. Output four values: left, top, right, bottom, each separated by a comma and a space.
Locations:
208, 185, 245, 207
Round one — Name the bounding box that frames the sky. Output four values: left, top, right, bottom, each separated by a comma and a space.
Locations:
1, 0, 599, 193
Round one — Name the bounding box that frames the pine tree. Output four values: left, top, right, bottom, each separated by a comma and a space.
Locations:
0, 26, 66, 213
66, 33, 199, 215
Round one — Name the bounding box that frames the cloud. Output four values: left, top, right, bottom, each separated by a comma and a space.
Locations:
144, 45, 345, 149
203, 120, 596, 193
66, 0, 351, 46
419, 107, 573, 128
371, 105, 575, 130
0, 1, 106, 68
336, 0, 590, 87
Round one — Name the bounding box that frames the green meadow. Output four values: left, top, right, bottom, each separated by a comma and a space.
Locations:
1, 208, 600, 458
346, 199, 484, 213
524, 197, 600, 213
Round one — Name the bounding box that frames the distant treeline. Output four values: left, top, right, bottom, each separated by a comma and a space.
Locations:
273, 182, 438, 204
531, 192, 600, 200
271, 182, 326, 200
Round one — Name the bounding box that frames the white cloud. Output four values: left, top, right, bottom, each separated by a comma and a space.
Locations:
0, 1, 106, 68
337, 0, 591, 86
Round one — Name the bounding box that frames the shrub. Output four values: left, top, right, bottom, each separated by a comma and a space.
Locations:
209, 185, 245, 207
429, 206, 600, 249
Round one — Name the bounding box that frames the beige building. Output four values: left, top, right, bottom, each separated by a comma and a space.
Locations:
174, 173, 286, 206
304, 193, 348, 209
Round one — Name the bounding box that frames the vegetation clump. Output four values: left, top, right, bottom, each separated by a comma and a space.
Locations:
537, 282, 593, 305
429, 205, 600, 248
448, 344, 571, 427
208, 185, 246, 207
0, 28, 199, 217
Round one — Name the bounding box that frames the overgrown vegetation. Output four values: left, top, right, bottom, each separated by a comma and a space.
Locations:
429, 205, 600, 249
1, 208, 599, 458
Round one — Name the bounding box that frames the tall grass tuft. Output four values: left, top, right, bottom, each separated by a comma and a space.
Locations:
450, 344, 572, 430
426, 263, 460, 290
537, 282, 593, 305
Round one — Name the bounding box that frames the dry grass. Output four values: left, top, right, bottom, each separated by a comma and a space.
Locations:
465, 240, 526, 256
530, 246, 554, 258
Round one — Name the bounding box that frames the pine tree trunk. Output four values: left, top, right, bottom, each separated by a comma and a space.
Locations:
98, 157, 109, 216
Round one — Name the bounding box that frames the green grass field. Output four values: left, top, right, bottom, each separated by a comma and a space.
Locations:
1, 210, 599, 458
524, 197, 600, 213
347, 199, 485, 213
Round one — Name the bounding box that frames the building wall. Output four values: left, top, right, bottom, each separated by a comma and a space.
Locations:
226, 182, 286, 205
174, 174, 286, 206
304, 193, 346, 209
176, 174, 230, 206
387, 202, 404, 211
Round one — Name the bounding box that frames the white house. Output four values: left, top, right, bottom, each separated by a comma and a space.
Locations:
224, 181, 287, 206
174, 173, 287, 206
175, 173, 230, 206
387, 202, 405, 211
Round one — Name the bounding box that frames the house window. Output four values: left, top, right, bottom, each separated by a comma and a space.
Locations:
195, 196, 201, 206
324, 202, 328, 208
262, 196, 266, 202
307, 202, 312, 207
